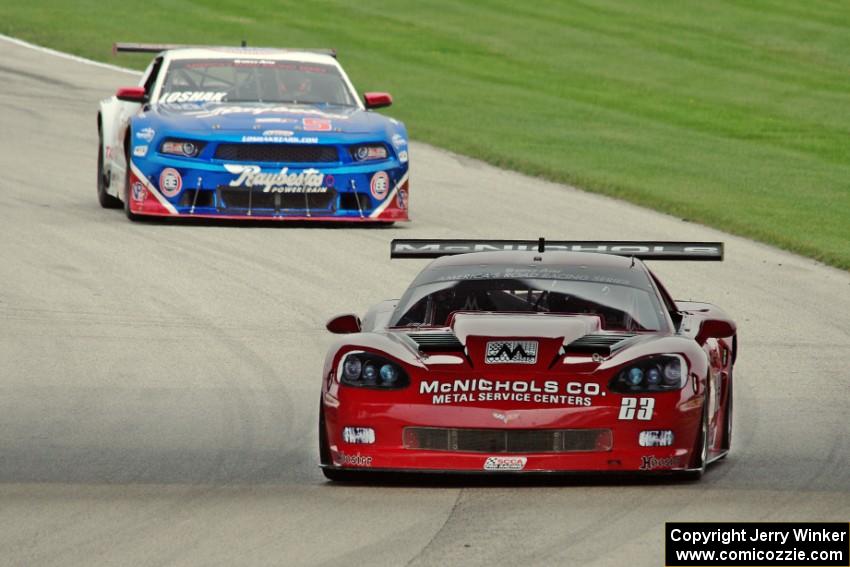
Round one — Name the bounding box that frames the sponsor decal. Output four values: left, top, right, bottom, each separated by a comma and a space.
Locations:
186, 106, 350, 120
618, 397, 655, 421
420, 379, 604, 406
223, 164, 326, 193
262, 129, 294, 137
131, 181, 147, 202
234, 58, 276, 66
325, 174, 335, 188
397, 149, 409, 163
492, 411, 519, 424
158, 91, 227, 104
396, 188, 407, 210
302, 117, 332, 132
640, 455, 678, 471
158, 168, 183, 198
370, 171, 390, 200
201, 60, 330, 73
391, 134, 407, 148
136, 127, 155, 142
484, 456, 527, 471
338, 452, 372, 467
486, 340, 538, 364
133, 145, 148, 157
433, 268, 632, 286
240, 135, 319, 144
390, 241, 724, 260
254, 117, 297, 124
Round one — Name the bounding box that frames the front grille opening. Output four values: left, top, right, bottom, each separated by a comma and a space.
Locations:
219, 189, 275, 209
339, 192, 372, 211
179, 190, 216, 208
214, 143, 338, 163
289, 191, 336, 210
218, 188, 336, 211
403, 427, 613, 453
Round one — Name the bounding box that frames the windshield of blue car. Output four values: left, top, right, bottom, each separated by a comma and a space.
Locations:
390, 277, 668, 332
158, 59, 357, 106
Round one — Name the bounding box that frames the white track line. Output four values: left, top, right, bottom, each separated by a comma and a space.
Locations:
0, 33, 141, 76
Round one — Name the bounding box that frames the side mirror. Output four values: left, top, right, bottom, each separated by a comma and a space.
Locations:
696, 318, 736, 344
116, 86, 148, 103
364, 92, 392, 109
326, 314, 361, 334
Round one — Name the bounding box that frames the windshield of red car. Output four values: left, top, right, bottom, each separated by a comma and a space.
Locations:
158, 59, 356, 106
391, 271, 668, 332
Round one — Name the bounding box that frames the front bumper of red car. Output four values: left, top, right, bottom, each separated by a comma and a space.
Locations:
321, 394, 703, 474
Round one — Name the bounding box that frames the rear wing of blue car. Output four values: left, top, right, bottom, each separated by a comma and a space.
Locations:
113, 42, 337, 58
390, 239, 724, 261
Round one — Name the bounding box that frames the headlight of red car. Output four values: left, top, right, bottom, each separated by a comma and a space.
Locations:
608, 354, 687, 392
340, 352, 409, 389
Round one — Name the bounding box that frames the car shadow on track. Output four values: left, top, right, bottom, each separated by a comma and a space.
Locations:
128, 215, 402, 229
319, 465, 726, 488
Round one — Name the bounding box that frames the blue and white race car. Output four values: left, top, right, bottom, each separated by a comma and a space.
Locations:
97, 43, 409, 222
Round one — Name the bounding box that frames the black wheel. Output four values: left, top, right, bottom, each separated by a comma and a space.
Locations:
122, 145, 139, 221
318, 400, 332, 466
97, 129, 122, 209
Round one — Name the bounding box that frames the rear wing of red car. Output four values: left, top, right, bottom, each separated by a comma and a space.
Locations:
390, 239, 723, 261
113, 42, 337, 58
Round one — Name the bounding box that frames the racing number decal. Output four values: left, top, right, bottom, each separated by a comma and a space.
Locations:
635, 398, 654, 420
618, 397, 655, 420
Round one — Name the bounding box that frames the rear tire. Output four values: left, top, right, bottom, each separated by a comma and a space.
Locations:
97, 130, 122, 209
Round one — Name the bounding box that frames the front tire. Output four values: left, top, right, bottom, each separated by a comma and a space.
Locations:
97, 130, 122, 209
318, 400, 332, 467
717, 372, 733, 459
318, 402, 361, 482
679, 391, 710, 481
123, 147, 139, 222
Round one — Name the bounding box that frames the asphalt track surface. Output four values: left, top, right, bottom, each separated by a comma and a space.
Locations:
0, 37, 848, 567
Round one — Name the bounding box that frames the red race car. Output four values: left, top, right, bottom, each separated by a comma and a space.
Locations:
319, 239, 737, 480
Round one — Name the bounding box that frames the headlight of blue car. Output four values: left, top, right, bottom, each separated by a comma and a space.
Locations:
349, 143, 388, 162
160, 139, 206, 158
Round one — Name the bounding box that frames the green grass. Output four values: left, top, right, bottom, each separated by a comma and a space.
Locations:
4, 1, 849, 268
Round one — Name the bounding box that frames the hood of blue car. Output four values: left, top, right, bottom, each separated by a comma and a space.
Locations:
144, 102, 393, 135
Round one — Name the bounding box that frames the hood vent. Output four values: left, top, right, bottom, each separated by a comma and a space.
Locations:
408, 332, 464, 353
565, 333, 636, 356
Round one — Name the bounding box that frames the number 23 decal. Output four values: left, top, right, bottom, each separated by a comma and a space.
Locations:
618, 397, 655, 420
